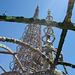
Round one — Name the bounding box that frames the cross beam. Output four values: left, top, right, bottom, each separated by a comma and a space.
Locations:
0, 16, 75, 31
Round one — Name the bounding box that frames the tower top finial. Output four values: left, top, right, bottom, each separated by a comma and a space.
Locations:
48, 9, 51, 14
46, 9, 53, 21
33, 4, 39, 18
37, 4, 39, 8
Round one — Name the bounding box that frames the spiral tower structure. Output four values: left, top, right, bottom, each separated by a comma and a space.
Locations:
9, 5, 42, 73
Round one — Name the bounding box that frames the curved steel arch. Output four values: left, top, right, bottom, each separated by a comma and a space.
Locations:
0, 43, 24, 72
0, 37, 75, 69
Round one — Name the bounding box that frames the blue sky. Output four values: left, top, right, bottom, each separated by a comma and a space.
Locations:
0, 0, 75, 74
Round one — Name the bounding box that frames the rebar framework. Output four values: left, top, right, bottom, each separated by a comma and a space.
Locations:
9, 5, 42, 73
0, 0, 75, 75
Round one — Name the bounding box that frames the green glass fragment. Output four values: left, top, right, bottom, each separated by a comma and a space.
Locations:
2, 15, 7, 19
68, 14, 71, 18
72, 65, 75, 68
40, 19, 46, 23
68, 6, 73, 10
50, 61, 52, 64
6, 20, 9, 22
61, 62, 64, 65
16, 20, 21, 22
6, 38, 11, 41
34, 48, 37, 51
16, 40, 19, 43
20, 16, 24, 19
6, 16, 12, 20
58, 22, 63, 27
41, 19, 45, 21
16, 17, 20, 19
35, 19, 40, 23
0, 15, 2, 19
31, 46, 33, 48
47, 39, 50, 41
21, 42, 25, 45
29, 18, 34, 22
16, 16, 24, 21
63, 63, 68, 66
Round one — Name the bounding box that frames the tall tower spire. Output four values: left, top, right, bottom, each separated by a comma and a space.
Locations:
10, 5, 42, 73
33, 4, 39, 18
